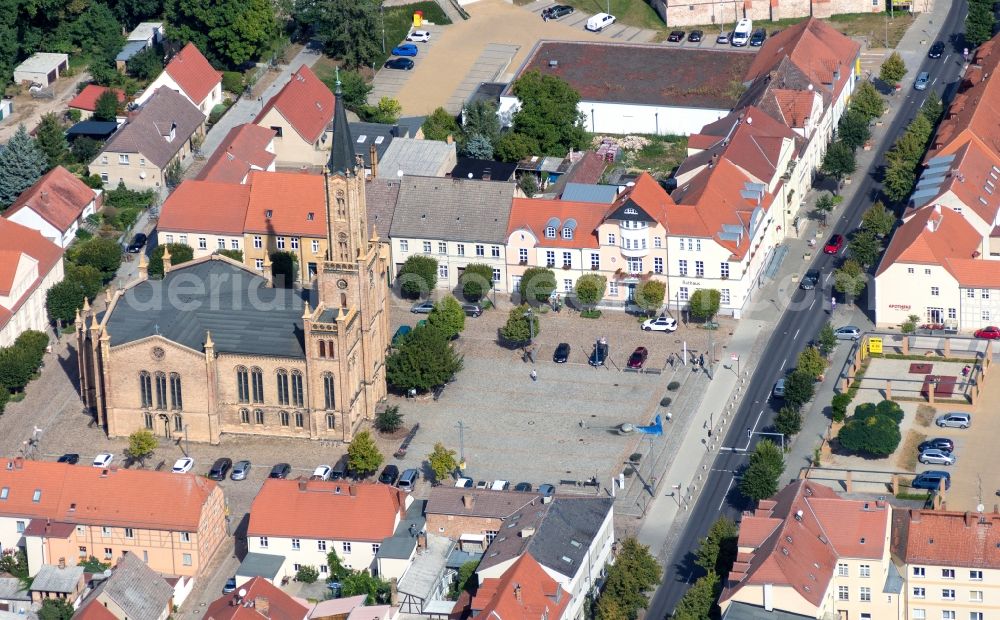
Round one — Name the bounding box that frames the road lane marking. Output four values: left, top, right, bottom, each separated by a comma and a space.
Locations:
794, 328, 800, 340
809, 297, 817, 310
718, 475, 736, 511
779, 358, 787, 370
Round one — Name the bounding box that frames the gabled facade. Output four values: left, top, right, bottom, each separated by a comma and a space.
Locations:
205, 576, 310, 620
0, 218, 64, 347
4, 166, 100, 247
254, 65, 334, 168
134, 43, 222, 114
469, 554, 572, 620
197, 123, 277, 184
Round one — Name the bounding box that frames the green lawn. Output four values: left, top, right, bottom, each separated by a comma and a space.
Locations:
626, 135, 688, 176
561, 0, 665, 31
380, 2, 452, 64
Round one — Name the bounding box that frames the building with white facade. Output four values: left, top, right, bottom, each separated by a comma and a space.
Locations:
134, 43, 222, 115
4, 166, 100, 248
0, 218, 63, 346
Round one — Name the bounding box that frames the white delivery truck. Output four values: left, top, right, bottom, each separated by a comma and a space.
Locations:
732, 18, 753, 46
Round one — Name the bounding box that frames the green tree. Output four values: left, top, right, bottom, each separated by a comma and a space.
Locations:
0, 347, 37, 392
500, 305, 540, 344
695, 517, 738, 576
336, 69, 373, 113
688, 289, 721, 322
296, 0, 381, 69
340, 571, 392, 604
495, 131, 536, 162
94, 89, 122, 122
0, 125, 47, 209
217, 249, 243, 262
73, 2, 125, 65
0, 548, 28, 581
774, 406, 803, 437
783, 369, 815, 411
77, 556, 111, 573
574, 273, 606, 309
128, 45, 164, 81
517, 172, 539, 197
861, 200, 895, 237
831, 392, 851, 422
739, 439, 784, 502
421, 107, 460, 142
347, 430, 383, 477
966, 0, 996, 47
837, 108, 871, 151
633, 279, 666, 314
428, 296, 466, 340
166, 0, 279, 68
71, 137, 103, 164
150, 243, 195, 278
879, 51, 907, 84
833, 259, 867, 301
386, 325, 463, 392
814, 192, 835, 223
374, 405, 403, 434
463, 135, 494, 160
817, 322, 838, 357
38, 599, 74, 620
601, 538, 661, 619
671, 572, 718, 620
595, 594, 629, 620
397, 255, 438, 299
883, 156, 918, 202
509, 70, 588, 157
125, 429, 158, 467
821, 141, 857, 184
518, 267, 556, 303
35, 113, 68, 170
461, 100, 502, 147
71, 236, 123, 279
850, 80, 885, 120
296, 565, 320, 584
921, 89, 944, 124
449, 560, 479, 599
849, 229, 882, 268
796, 346, 826, 380
326, 550, 351, 580
366, 97, 402, 124
460, 263, 494, 302
838, 410, 902, 456
46, 279, 87, 324
428, 442, 458, 483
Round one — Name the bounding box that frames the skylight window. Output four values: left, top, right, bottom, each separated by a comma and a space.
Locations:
32, 489, 41, 502
357, 135, 367, 143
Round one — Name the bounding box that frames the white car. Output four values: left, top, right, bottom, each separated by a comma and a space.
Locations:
642, 315, 678, 332
490, 479, 510, 491
407, 30, 431, 42
172, 458, 194, 474
92, 453, 114, 468
455, 477, 474, 488
312, 465, 332, 480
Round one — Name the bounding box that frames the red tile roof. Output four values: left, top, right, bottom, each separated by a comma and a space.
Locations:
507, 198, 607, 249
771, 89, 817, 129
721, 481, 890, 608
0, 457, 219, 531
902, 510, 1000, 569
244, 171, 327, 237
561, 151, 607, 185
684, 106, 799, 185
875, 205, 983, 284
75, 599, 120, 620
158, 179, 252, 235
5, 166, 96, 233
927, 36, 1000, 161
205, 577, 310, 620
0, 219, 63, 329
471, 554, 570, 620
255, 65, 334, 143
68, 85, 125, 112
197, 124, 277, 184
165, 43, 222, 105
248, 480, 407, 541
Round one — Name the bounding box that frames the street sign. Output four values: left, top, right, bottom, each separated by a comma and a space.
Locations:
868, 337, 883, 354
731, 353, 739, 361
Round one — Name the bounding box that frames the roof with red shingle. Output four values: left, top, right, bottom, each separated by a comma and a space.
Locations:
255, 65, 334, 144
68, 85, 125, 112
158, 179, 252, 235
745, 18, 859, 98
900, 509, 1000, 569
876, 205, 982, 281
4, 166, 96, 233
507, 198, 607, 249
197, 123, 277, 184
0, 218, 63, 329
471, 554, 570, 620
164, 43, 222, 105
927, 36, 1000, 162
243, 171, 327, 237
205, 577, 310, 620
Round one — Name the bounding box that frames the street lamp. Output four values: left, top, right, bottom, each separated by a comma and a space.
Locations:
456, 421, 466, 470
184, 423, 190, 456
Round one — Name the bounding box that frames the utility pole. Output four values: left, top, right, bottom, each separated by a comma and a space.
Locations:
456, 421, 466, 470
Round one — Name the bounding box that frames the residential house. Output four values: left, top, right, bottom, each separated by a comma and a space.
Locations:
467, 554, 572, 620
450, 158, 518, 182
68, 85, 125, 120
0, 457, 226, 578
375, 138, 457, 179
247, 480, 411, 581
424, 487, 543, 546
74, 552, 176, 620
388, 176, 515, 292
650, 0, 881, 29
255, 65, 334, 168
135, 43, 222, 114
475, 497, 614, 620
13, 53, 68, 88
205, 577, 310, 620
29, 563, 84, 602
0, 575, 30, 614
718, 480, 903, 620
0, 218, 64, 346
197, 124, 277, 184
116, 22, 165, 72
350, 121, 400, 177
90, 86, 206, 191
157, 180, 252, 259
4, 166, 100, 248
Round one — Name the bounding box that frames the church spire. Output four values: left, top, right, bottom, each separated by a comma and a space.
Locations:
327, 68, 358, 176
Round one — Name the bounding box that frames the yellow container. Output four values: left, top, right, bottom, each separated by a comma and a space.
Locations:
413, 11, 423, 27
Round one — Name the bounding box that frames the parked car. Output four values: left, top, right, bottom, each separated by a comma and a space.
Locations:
397, 468, 419, 492
799, 269, 819, 290
543, 4, 574, 18
475, 480, 489, 489
312, 465, 332, 480
912, 470, 951, 490
223, 577, 237, 594
667, 30, 685, 42
490, 480, 510, 491
716, 31, 731, 44
172, 458, 194, 474
379, 465, 400, 485
411, 300, 434, 314
772, 378, 785, 398
538, 483, 556, 498
462, 303, 482, 317
553, 342, 571, 363
384, 58, 414, 70
928, 41, 945, 58
406, 30, 431, 42
585, 12, 616, 31
269, 463, 291, 479
918, 438, 955, 453
823, 234, 844, 254
834, 325, 861, 340
126, 233, 147, 253
208, 458, 233, 480
627, 346, 648, 369
392, 325, 412, 345
330, 458, 348, 480
935, 412, 971, 429
914, 71, 930, 90
973, 325, 1000, 339
918, 448, 956, 465
687, 30, 703, 42
57, 453, 80, 465
749, 29, 766, 46
231, 460, 252, 480
391, 44, 419, 57
589, 341, 609, 367
93, 453, 114, 468
642, 315, 678, 332
455, 477, 474, 488
514, 482, 533, 492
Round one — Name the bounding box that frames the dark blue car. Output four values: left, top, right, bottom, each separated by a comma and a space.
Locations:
391, 44, 419, 57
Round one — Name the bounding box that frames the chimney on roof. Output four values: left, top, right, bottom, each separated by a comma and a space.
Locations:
298, 479, 307, 492
482, 167, 492, 181
462, 494, 475, 510
58, 557, 65, 569
40, 191, 48, 204
965, 511, 973, 527
911, 509, 921, 523
520, 527, 535, 538
513, 583, 522, 602
349, 485, 357, 496
13, 457, 23, 469
254, 596, 270, 618
370, 144, 379, 178
794, 510, 803, 521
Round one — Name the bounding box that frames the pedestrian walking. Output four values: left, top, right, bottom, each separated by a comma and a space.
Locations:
831, 296, 837, 312
530, 369, 538, 382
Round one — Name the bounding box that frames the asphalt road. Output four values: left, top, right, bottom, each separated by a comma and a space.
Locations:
651, 2, 970, 615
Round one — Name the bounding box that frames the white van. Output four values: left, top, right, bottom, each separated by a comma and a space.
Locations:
586, 13, 616, 32
732, 18, 753, 46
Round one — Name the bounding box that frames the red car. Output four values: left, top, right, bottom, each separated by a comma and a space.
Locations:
627, 347, 648, 369
823, 234, 844, 254
974, 326, 1000, 339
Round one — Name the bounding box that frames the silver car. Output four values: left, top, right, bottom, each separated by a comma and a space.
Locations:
834, 326, 861, 340
918, 448, 956, 465
410, 300, 434, 314
935, 412, 971, 428
914, 71, 930, 90
231, 460, 252, 480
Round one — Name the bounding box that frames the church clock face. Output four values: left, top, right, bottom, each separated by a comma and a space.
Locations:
337, 279, 348, 290
151, 346, 165, 361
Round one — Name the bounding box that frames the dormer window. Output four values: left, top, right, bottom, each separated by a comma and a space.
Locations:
32, 489, 41, 502
265, 210, 273, 219
307, 212, 315, 221
562, 228, 573, 240
545, 226, 556, 239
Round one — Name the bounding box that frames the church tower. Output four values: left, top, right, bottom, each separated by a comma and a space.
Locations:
305, 70, 390, 439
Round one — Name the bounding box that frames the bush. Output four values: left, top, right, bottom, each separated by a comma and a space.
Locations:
667, 381, 680, 391
296, 565, 320, 584
855, 400, 904, 424
460, 263, 494, 302
208, 103, 228, 125
518, 267, 556, 303
374, 405, 403, 434
580, 309, 602, 319
660, 397, 672, 407
67, 109, 82, 122
397, 255, 438, 299
222, 71, 245, 94
149, 244, 194, 278
831, 393, 851, 422
838, 412, 901, 456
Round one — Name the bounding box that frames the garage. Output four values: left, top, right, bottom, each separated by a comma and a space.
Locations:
13, 53, 69, 88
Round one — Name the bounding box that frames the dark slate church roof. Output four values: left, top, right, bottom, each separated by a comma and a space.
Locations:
106, 259, 307, 358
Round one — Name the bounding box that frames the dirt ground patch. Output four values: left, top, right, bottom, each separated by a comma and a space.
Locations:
915, 404, 936, 427
828, 12, 917, 48
897, 429, 926, 471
